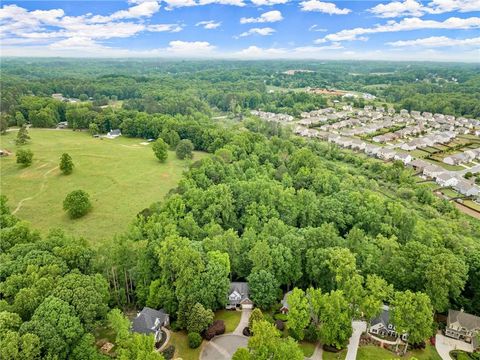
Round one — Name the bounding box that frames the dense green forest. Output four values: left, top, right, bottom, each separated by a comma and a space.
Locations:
1, 60, 480, 359
1, 59, 479, 119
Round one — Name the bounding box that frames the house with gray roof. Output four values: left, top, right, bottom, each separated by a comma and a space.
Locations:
227, 282, 253, 310
369, 304, 408, 341
436, 173, 459, 188
445, 309, 480, 350
454, 179, 480, 197
132, 307, 169, 343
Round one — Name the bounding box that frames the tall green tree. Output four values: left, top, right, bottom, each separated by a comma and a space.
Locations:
176, 139, 194, 160
286, 288, 310, 340
152, 138, 168, 163
186, 303, 213, 334
245, 320, 303, 360
391, 290, 433, 352
15, 125, 30, 145
247, 270, 279, 310
318, 290, 352, 349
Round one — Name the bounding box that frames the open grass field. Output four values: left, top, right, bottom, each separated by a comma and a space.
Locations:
1, 129, 206, 244
213, 310, 242, 333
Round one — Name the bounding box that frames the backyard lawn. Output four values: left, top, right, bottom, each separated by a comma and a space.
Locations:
0, 128, 206, 244
169, 331, 203, 360
463, 199, 480, 212
213, 310, 242, 333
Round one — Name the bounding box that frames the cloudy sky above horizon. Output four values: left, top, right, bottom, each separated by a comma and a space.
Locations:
0, 0, 479, 61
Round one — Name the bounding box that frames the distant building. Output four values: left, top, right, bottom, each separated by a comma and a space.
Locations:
436, 173, 459, 188
106, 129, 121, 139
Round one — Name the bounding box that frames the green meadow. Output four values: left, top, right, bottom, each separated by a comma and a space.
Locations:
1, 129, 206, 244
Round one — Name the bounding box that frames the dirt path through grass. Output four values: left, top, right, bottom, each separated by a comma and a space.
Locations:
13, 166, 58, 214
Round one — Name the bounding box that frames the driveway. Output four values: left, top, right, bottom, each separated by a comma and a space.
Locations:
233, 309, 251, 335
435, 334, 473, 360
201, 309, 251, 360
200, 334, 248, 360
345, 321, 367, 360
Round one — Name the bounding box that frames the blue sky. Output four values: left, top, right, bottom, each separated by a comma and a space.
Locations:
0, 0, 479, 61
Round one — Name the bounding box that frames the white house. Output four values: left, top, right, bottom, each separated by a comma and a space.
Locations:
423, 165, 445, 179
394, 153, 413, 165
436, 173, 459, 187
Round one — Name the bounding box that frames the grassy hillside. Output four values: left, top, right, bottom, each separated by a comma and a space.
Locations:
0, 129, 206, 243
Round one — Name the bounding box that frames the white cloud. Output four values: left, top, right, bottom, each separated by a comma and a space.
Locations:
369, 0, 424, 18
316, 16, 480, 42
236, 45, 287, 56
250, 0, 289, 5
237, 27, 276, 37
196, 20, 222, 29
387, 35, 480, 47
163, 0, 245, 9
240, 10, 283, 24
49, 36, 103, 50
300, 0, 351, 15
427, 0, 480, 13
90, 1, 160, 22
148, 23, 184, 32
309, 24, 327, 32
368, 0, 480, 18
166, 40, 216, 54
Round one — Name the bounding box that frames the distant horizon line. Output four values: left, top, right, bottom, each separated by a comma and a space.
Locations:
1, 56, 479, 64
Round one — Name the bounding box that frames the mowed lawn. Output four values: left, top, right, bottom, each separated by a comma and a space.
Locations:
1, 129, 206, 244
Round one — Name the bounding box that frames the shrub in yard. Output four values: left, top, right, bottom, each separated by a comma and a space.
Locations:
249, 308, 264, 329
161, 345, 175, 360
16, 149, 33, 167
274, 313, 288, 321
188, 332, 202, 349
204, 320, 225, 340
275, 320, 284, 331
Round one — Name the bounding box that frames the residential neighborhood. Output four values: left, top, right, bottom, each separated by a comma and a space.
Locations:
286, 106, 480, 217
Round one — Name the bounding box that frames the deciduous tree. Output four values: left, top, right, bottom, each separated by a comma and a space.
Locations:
63, 190, 92, 219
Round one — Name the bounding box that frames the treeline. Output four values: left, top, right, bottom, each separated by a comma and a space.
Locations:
0, 197, 167, 360
3, 60, 478, 119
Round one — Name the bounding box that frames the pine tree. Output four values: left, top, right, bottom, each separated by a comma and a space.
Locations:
15, 125, 30, 145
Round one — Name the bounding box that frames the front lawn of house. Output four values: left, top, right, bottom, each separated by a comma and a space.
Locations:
213, 310, 242, 333
323, 348, 347, 360
356, 344, 441, 360
299, 341, 316, 357
169, 331, 203, 360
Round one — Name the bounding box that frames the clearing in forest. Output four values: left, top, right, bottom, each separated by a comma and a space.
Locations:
0, 129, 206, 244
